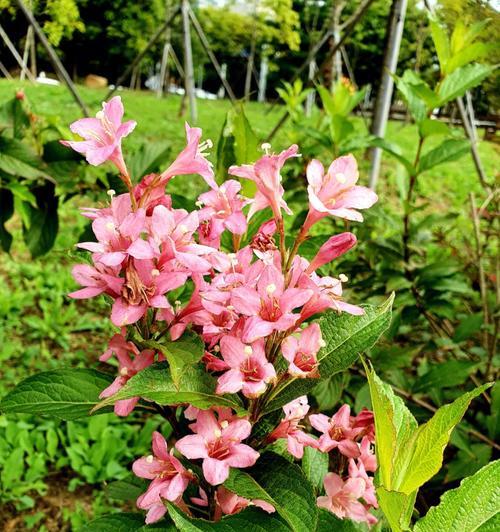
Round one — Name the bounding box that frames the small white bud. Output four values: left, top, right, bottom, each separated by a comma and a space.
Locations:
261, 142, 271, 153
120, 367, 129, 376
107, 189, 116, 197
96, 110, 104, 120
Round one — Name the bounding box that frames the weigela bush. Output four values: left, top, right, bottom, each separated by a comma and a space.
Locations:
63, 96, 379, 525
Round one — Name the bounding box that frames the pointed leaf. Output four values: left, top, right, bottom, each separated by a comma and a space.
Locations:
80, 512, 175, 531
316, 509, 362, 531
302, 446, 328, 492
376, 487, 417, 532
437, 64, 496, 106
418, 139, 470, 174
430, 19, 451, 72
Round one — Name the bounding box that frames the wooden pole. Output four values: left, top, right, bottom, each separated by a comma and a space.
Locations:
14, 0, 89, 116
368, 0, 408, 190
157, 0, 172, 98
0, 23, 36, 82
187, 6, 237, 104
105, 4, 180, 100
20, 25, 33, 81
181, 0, 197, 123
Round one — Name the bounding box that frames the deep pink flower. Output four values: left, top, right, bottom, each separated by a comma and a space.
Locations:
68, 263, 122, 300
304, 155, 377, 231
133, 431, 193, 524
309, 404, 362, 457
306, 233, 357, 274
175, 409, 259, 485
215, 337, 276, 398
250, 219, 278, 263
268, 396, 318, 458
231, 265, 312, 342
282, 323, 323, 378
61, 96, 135, 177
317, 473, 369, 523
352, 409, 375, 443
215, 486, 275, 519
99, 334, 155, 416
229, 145, 299, 219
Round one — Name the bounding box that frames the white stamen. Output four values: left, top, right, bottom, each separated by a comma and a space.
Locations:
227, 305, 235, 311
195, 200, 203, 208
120, 367, 129, 376
261, 142, 271, 154
214, 428, 222, 438
213, 345, 220, 352
152, 269, 160, 277
220, 420, 229, 429
244, 345, 253, 356
319, 339, 326, 348
106, 222, 115, 231
339, 274, 348, 282
146, 454, 154, 463
336, 172, 347, 183
266, 283, 277, 294
107, 189, 116, 198
96, 110, 104, 120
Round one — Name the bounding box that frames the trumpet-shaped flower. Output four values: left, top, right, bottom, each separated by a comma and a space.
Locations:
61, 96, 135, 177
68, 263, 123, 300
229, 145, 299, 219
282, 323, 322, 378
175, 409, 259, 485
215, 486, 275, 518
268, 396, 318, 458
216, 337, 276, 398
304, 155, 377, 230
133, 432, 193, 523
309, 404, 362, 457
306, 232, 357, 274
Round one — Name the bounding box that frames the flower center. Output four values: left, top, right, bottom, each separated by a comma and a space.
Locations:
294, 352, 316, 373
207, 438, 231, 460
241, 357, 264, 382
121, 266, 155, 306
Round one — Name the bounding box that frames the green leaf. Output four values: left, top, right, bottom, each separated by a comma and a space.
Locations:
437, 64, 495, 106
0, 369, 113, 420
396, 70, 428, 124
106, 476, 148, 501
318, 294, 394, 375
311, 373, 346, 411
419, 118, 450, 138
446, 43, 496, 74
223, 452, 318, 531
316, 509, 362, 531
0, 96, 30, 139
22, 182, 59, 258
0, 187, 14, 252
397, 383, 492, 494
369, 137, 414, 175
263, 378, 318, 415
80, 512, 175, 531
302, 446, 328, 492
412, 361, 478, 393
414, 460, 500, 532
127, 142, 171, 180
430, 18, 451, 72
376, 487, 417, 532
453, 313, 484, 343
418, 139, 470, 174
143, 332, 205, 386
168, 502, 290, 531
0, 137, 52, 180
94, 362, 245, 414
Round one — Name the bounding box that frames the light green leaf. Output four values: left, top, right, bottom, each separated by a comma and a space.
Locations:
376, 487, 417, 532
398, 383, 492, 494
446, 43, 496, 74
0, 369, 113, 420
396, 70, 428, 124
127, 142, 171, 181
414, 460, 500, 532
419, 118, 450, 138
94, 362, 245, 414
168, 502, 290, 531
437, 64, 495, 106
369, 137, 414, 175
418, 139, 470, 174
224, 452, 318, 531
302, 446, 328, 492
430, 19, 451, 72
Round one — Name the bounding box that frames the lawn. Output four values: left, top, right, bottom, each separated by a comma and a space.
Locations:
0, 79, 498, 529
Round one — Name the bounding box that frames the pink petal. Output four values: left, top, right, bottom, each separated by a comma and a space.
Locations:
219, 336, 247, 366
230, 286, 261, 316
104, 96, 124, 129
175, 434, 208, 460
203, 457, 230, 485
111, 298, 146, 326
225, 444, 259, 468
115, 397, 138, 416
216, 369, 244, 395
222, 419, 252, 441
152, 431, 170, 460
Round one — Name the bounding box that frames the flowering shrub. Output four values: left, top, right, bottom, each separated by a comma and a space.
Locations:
1, 96, 493, 531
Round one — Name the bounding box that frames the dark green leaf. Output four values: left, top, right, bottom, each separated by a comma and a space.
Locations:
0, 369, 113, 420
412, 361, 478, 393
453, 314, 483, 343
80, 512, 175, 531
0, 187, 14, 252
369, 137, 414, 175
128, 142, 171, 181
302, 446, 328, 492
0, 137, 51, 180
316, 508, 365, 531
418, 139, 470, 174
106, 476, 148, 501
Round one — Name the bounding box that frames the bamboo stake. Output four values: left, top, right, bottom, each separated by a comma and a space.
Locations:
0, 23, 36, 82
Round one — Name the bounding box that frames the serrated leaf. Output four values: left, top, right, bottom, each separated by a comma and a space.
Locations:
419, 118, 450, 138
0, 137, 52, 180
368, 137, 414, 175
0, 369, 113, 420
412, 361, 477, 393
302, 446, 328, 492
414, 460, 500, 532
94, 362, 245, 414
437, 64, 495, 106
80, 512, 175, 531
418, 139, 470, 174
316, 508, 362, 531
376, 487, 417, 532
223, 452, 317, 531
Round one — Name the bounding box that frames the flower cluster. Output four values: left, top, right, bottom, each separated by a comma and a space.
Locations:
63, 97, 379, 525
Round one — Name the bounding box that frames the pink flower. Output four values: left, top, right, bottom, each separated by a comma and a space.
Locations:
282, 323, 323, 378
175, 409, 259, 485
268, 396, 318, 458
306, 233, 357, 274
99, 334, 155, 416
250, 219, 278, 263
231, 265, 312, 342
159, 123, 216, 188
358, 436, 377, 473
61, 96, 136, 177
352, 409, 375, 443
197, 180, 248, 248
68, 262, 123, 300
317, 472, 370, 523
348, 459, 378, 509
304, 155, 377, 231
215, 486, 275, 519
229, 145, 299, 219
133, 431, 193, 524
215, 337, 276, 398
309, 404, 361, 457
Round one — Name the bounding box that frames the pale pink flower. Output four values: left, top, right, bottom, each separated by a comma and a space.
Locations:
99, 334, 155, 416
215, 486, 275, 519
304, 155, 377, 231
68, 262, 123, 300
133, 431, 193, 524
282, 323, 322, 378
306, 232, 357, 274
175, 409, 259, 485
317, 472, 370, 523
229, 145, 299, 219
215, 337, 276, 398
190, 487, 209, 507
309, 404, 362, 457
348, 458, 378, 509
231, 265, 312, 342
268, 396, 318, 458
61, 96, 135, 177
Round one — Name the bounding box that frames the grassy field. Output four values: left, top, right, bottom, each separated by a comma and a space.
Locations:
0, 79, 498, 529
